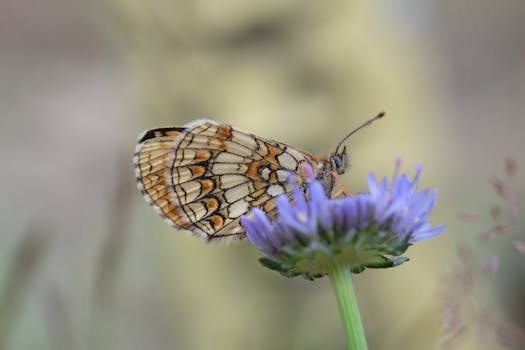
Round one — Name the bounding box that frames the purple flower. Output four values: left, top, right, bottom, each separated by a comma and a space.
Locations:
241, 159, 445, 280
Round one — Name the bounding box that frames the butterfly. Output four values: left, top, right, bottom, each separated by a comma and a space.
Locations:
134, 113, 384, 242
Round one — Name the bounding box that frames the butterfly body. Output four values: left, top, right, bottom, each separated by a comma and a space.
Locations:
134, 119, 349, 242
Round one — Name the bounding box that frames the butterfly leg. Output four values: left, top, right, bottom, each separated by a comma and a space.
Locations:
331, 171, 353, 198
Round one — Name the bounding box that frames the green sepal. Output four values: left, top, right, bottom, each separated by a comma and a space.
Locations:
259, 257, 289, 274
257, 229, 414, 280
351, 255, 410, 274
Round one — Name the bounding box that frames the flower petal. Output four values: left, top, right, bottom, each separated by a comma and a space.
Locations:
242, 159, 444, 279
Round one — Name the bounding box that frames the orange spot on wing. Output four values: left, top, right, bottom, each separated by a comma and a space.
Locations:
211, 215, 223, 229
201, 179, 214, 194
217, 125, 232, 139
269, 172, 277, 183
265, 144, 283, 162
247, 161, 262, 180
191, 165, 206, 177
251, 194, 270, 207
263, 200, 276, 212
253, 181, 266, 190
251, 188, 266, 197
196, 150, 210, 162
207, 198, 219, 210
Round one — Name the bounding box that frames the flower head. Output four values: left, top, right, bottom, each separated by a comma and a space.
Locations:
241, 159, 445, 280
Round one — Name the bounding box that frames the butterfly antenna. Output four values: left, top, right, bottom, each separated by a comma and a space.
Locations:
334, 111, 385, 154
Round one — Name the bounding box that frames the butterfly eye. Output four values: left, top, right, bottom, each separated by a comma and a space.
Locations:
331, 154, 345, 175
332, 155, 342, 168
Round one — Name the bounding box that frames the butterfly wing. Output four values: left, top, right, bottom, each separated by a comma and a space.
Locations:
134, 119, 321, 241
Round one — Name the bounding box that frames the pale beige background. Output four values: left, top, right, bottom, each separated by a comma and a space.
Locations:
1, 1, 524, 349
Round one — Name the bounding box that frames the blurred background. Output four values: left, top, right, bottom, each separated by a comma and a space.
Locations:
1, 0, 525, 349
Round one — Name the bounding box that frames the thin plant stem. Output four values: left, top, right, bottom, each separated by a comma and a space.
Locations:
328, 260, 368, 350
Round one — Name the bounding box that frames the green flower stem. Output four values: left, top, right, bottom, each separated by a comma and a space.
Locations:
328, 260, 368, 350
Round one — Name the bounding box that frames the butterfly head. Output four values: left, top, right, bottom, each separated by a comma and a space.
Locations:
331, 145, 349, 175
